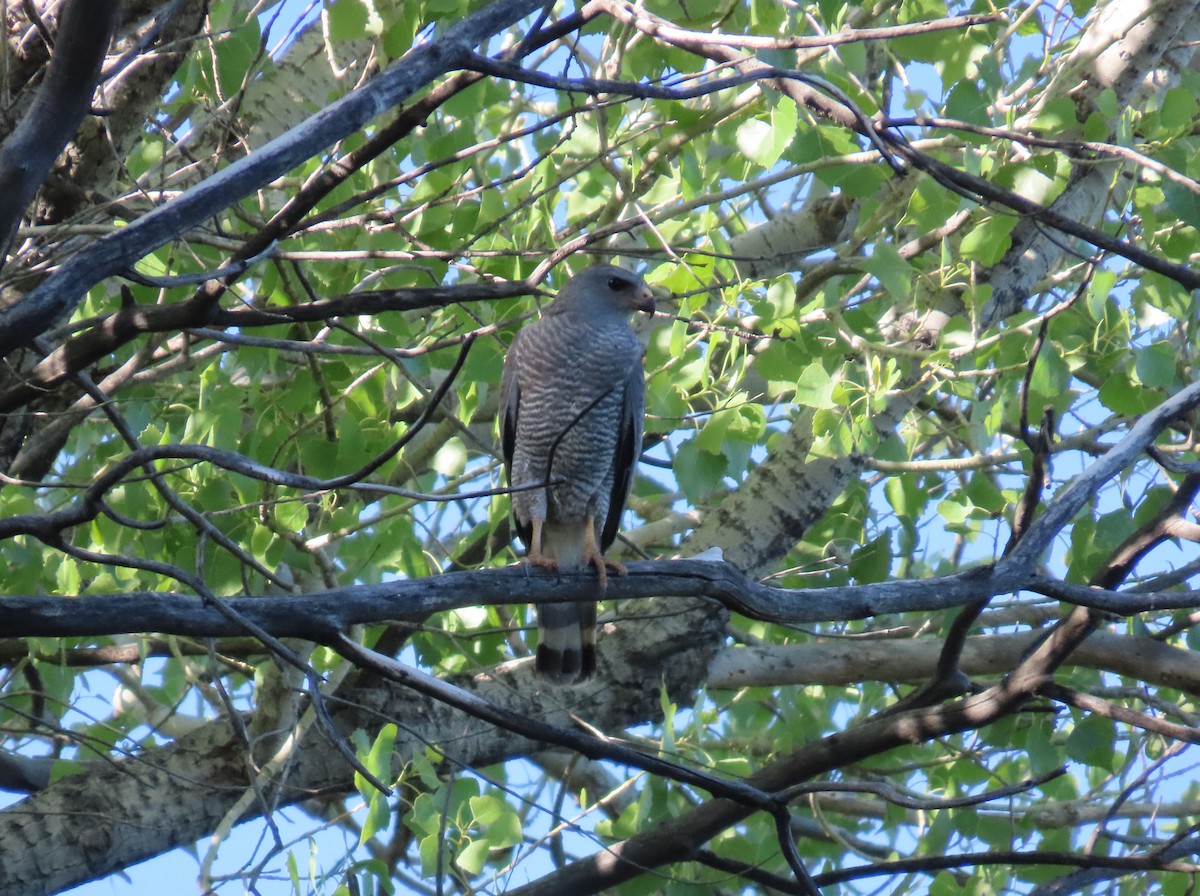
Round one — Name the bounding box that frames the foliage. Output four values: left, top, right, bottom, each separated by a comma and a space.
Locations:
2, 0, 1200, 894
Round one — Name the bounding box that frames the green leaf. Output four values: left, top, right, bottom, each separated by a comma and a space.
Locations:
937, 497, 968, 526
849, 533, 892, 584
1094, 87, 1119, 119
764, 277, 795, 318
673, 437, 727, 504
286, 850, 302, 893
48, 759, 85, 784
960, 215, 1016, 265
469, 795, 522, 848
418, 833, 440, 878
965, 473, 1006, 515
214, 20, 261, 96
1024, 717, 1063, 776
1085, 268, 1118, 321
1159, 87, 1198, 131
1098, 371, 1151, 414
660, 683, 677, 755
1033, 96, 1078, 133
902, 179, 963, 233
770, 97, 798, 160
275, 500, 308, 534
795, 362, 837, 409
432, 438, 467, 477
326, 0, 368, 40
1028, 343, 1071, 405
455, 838, 490, 876
736, 98, 796, 169
1134, 341, 1176, 388
359, 793, 391, 847
859, 242, 914, 302
356, 724, 397, 845
1164, 183, 1200, 232
1065, 714, 1117, 770
943, 80, 990, 125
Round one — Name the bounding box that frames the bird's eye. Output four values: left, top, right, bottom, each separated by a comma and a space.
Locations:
607, 277, 627, 291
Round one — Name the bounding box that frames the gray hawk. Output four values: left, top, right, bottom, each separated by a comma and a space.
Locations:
500, 264, 654, 684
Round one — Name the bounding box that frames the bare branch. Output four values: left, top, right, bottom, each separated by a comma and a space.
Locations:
777, 767, 1066, 808
1041, 682, 1200, 744
819, 848, 1200, 888
0, 0, 548, 357
4, 557, 1199, 661
1003, 377, 1200, 571
0, 0, 120, 262
580, 6, 1004, 52
709, 628, 1200, 696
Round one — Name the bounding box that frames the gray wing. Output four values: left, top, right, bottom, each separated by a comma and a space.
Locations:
600, 355, 644, 553
500, 329, 532, 548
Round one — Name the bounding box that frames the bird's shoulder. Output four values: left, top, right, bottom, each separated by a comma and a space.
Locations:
527, 309, 641, 350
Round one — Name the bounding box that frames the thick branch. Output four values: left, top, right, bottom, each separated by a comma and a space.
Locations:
0, 0, 119, 262
5, 364, 1198, 631
709, 629, 1200, 698
507, 603, 1101, 895
0, 564, 723, 896
0, 0, 546, 358
3, 560, 1199, 640
0, 281, 529, 413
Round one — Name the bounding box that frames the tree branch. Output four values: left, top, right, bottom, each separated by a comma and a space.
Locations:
709, 628, 1200, 697
3, 558, 1198, 650
505, 592, 1102, 895
1040, 682, 1200, 744
0, 0, 120, 263
0, 281, 528, 413
586, 0, 1200, 296
820, 848, 1200, 888
330, 629, 818, 895
0, 0, 547, 358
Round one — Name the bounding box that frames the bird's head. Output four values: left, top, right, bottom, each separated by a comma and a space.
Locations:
549, 264, 656, 318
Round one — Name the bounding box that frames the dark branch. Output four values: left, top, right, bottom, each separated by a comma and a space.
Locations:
504, 587, 1104, 896
0, 0, 548, 358
0, 282, 530, 414
119, 240, 278, 287
331, 634, 819, 894
0, 0, 120, 264
585, 0, 1200, 294
331, 634, 782, 810
817, 848, 1200, 887
3, 559, 1200, 641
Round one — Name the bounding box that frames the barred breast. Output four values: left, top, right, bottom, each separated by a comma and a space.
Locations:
509, 313, 641, 528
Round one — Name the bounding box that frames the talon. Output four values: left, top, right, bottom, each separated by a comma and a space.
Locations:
581, 514, 624, 589
584, 552, 626, 589
525, 552, 558, 572
524, 518, 558, 572
605, 557, 628, 576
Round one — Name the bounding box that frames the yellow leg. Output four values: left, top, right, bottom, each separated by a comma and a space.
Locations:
525, 518, 557, 570
582, 515, 626, 589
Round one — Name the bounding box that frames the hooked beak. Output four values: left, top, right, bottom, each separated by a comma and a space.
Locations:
636, 286, 656, 315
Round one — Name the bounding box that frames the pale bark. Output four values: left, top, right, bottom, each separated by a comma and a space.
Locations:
512, 0, 1200, 889
728, 187, 858, 280
707, 629, 1200, 696
0, 600, 723, 896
